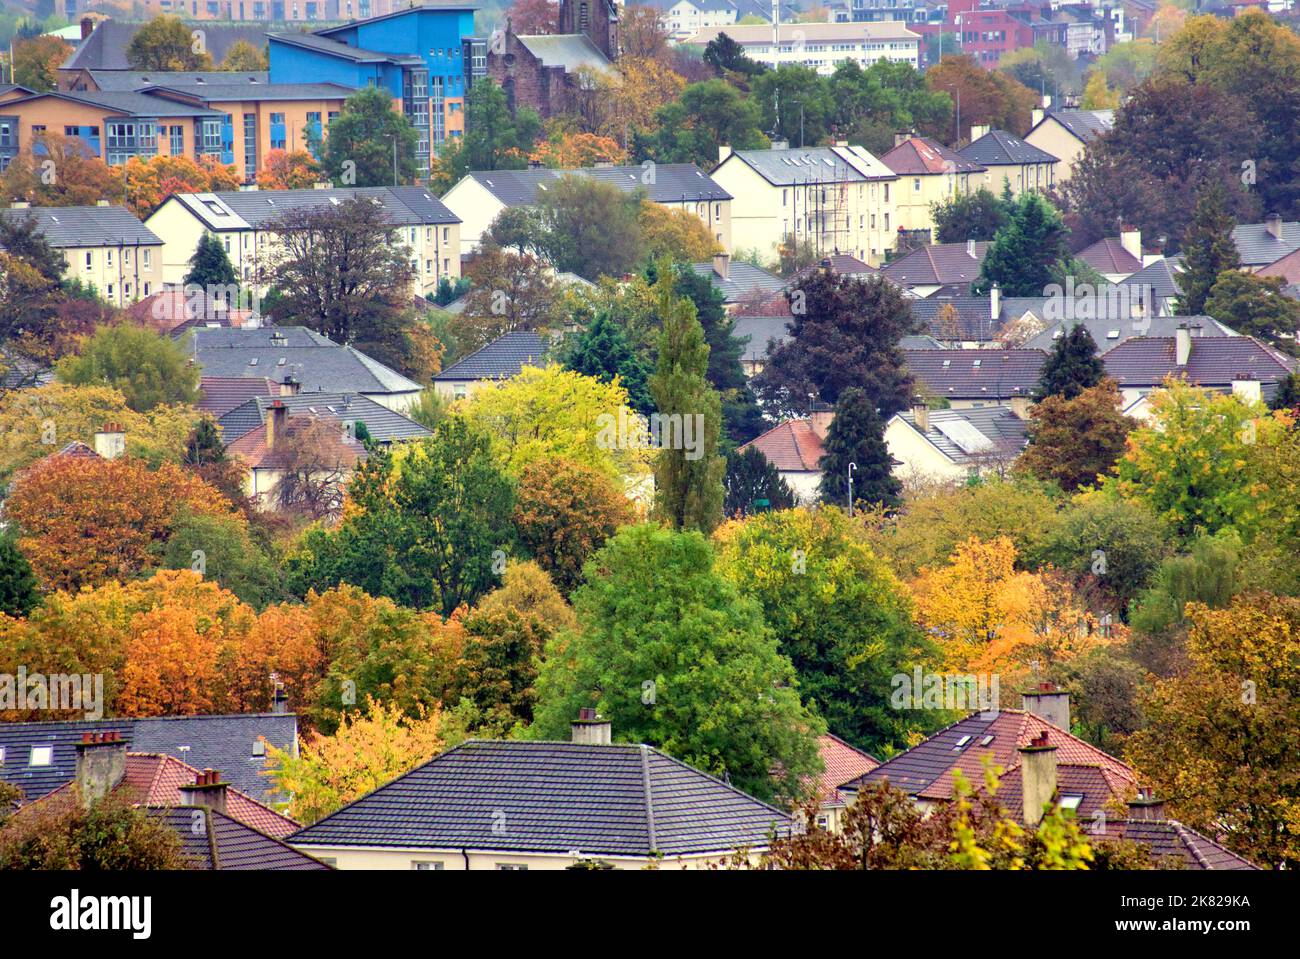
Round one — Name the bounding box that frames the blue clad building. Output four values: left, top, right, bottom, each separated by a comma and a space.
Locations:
268, 5, 485, 174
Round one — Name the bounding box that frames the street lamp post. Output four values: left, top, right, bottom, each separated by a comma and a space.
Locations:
847, 462, 856, 517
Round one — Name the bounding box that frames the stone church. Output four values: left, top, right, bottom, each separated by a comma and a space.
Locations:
488, 0, 619, 119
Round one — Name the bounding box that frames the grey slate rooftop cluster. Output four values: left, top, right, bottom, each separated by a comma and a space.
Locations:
468, 163, 731, 205
0, 205, 162, 248
216, 392, 432, 444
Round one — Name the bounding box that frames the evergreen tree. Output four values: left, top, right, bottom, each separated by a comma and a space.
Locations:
816, 388, 900, 510
672, 266, 766, 444
1177, 181, 1241, 316
185, 232, 238, 289
322, 86, 419, 187
0, 530, 38, 618
723, 445, 795, 517
1034, 324, 1104, 400
562, 311, 654, 415
1270, 372, 1300, 412
975, 193, 1072, 297
648, 280, 725, 533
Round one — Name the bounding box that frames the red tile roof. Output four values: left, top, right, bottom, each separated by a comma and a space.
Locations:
882, 136, 985, 176
226, 415, 366, 471
128, 289, 256, 334
1257, 246, 1300, 284
812, 734, 879, 805
737, 418, 825, 472
1077, 237, 1142, 275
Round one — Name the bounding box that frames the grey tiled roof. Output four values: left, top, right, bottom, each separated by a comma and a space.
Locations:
64, 20, 275, 71
1103, 335, 1295, 397
900, 334, 946, 349
145, 82, 356, 102
517, 33, 612, 72
435, 330, 549, 381
690, 261, 787, 303
1036, 108, 1113, 143
172, 186, 459, 230
1092, 818, 1258, 870
907, 294, 1000, 341
1022, 315, 1233, 355
959, 130, 1058, 166
1118, 257, 1182, 300
1230, 220, 1300, 267
732, 315, 791, 364
894, 405, 1028, 464
11, 89, 222, 117
289, 740, 792, 856
156, 807, 332, 871
0, 714, 298, 803
904, 348, 1045, 400
0, 205, 160, 248
85, 70, 270, 91
217, 392, 432, 444
189, 326, 424, 397
465, 163, 731, 206
724, 145, 895, 185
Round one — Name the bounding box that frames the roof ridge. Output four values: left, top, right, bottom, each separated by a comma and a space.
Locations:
640, 744, 658, 855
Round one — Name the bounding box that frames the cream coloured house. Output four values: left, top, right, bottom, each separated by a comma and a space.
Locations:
1, 202, 164, 306
440, 163, 732, 259
1024, 108, 1113, 186
144, 186, 461, 297
711, 143, 898, 267
287, 713, 791, 869
735, 409, 832, 504
884, 404, 1028, 483
880, 135, 986, 240
958, 128, 1058, 198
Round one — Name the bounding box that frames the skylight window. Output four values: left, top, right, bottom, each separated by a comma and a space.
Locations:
980, 735, 994, 747
954, 735, 972, 750
972, 359, 981, 367
1060, 795, 1083, 813
29, 746, 52, 766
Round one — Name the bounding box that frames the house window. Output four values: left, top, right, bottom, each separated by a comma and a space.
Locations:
29, 746, 52, 766
106, 249, 113, 267
107, 284, 114, 298
412, 861, 444, 870
143, 282, 151, 295
270, 112, 286, 151
453, 384, 467, 400
244, 113, 257, 180
142, 249, 151, 268
913, 178, 921, 191
496, 863, 528, 871
170, 125, 183, 155
84, 251, 92, 269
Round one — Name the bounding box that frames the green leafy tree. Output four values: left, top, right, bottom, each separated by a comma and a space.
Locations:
1018, 379, 1132, 489
1176, 181, 1241, 315
561, 310, 654, 415
0, 796, 186, 870
722, 445, 794, 518
703, 32, 766, 77
184, 231, 238, 289
642, 79, 768, 169
532, 524, 824, 804
428, 79, 541, 192
817, 387, 901, 510
1203, 270, 1300, 351
534, 175, 643, 281
219, 39, 268, 71
751, 65, 835, 146
126, 15, 214, 70
322, 87, 419, 187
648, 280, 725, 533
932, 187, 1013, 244
975, 193, 1073, 297
0, 531, 38, 618
288, 418, 516, 617
1033, 325, 1104, 401
158, 510, 283, 611
55, 324, 200, 412
715, 507, 932, 752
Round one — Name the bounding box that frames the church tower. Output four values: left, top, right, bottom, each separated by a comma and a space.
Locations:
558, 0, 618, 61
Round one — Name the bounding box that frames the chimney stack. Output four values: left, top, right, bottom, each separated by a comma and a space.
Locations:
266, 400, 288, 450
969, 124, 990, 141
966, 238, 976, 258
894, 132, 912, 148
1119, 225, 1141, 263
911, 397, 930, 433
75, 731, 127, 808
1031, 107, 1044, 128
1021, 682, 1070, 731
808, 401, 834, 439
1018, 730, 1058, 827
571, 707, 612, 745
1266, 212, 1283, 241
712, 251, 730, 280
990, 282, 1001, 320
93, 423, 125, 460
81, 16, 94, 40
271, 682, 289, 714
179, 768, 229, 816
280, 374, 300, 397
1008, 392, 1031, 420
718, 144, 732, 164
1175, 323, 1192, 367
1126, 788, 1166, 822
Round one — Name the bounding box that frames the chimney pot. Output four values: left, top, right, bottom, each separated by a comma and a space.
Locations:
571, 709, 612, 745
75, 729, 128, 808
1266, 212, 1283, 240
1018, 732, 1059, 826
1175, 324, 1192, 366
1021, 685, 1070, 731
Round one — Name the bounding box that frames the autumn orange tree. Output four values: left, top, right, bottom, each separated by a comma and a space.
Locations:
0, 132, 121, 207
2, 454, 235, 592
119, 154, 241, 218
256, 148, 322, 190
529, 130, 627, 168
638, 199, 720, 262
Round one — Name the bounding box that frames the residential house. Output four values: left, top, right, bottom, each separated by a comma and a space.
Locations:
268, 6, 480, 167
689, 253, 786, 309
0, 711, 299, 804
735, 408, 832, 504
216, 390, 433, 444
187, 326, 425, 412
1114, 257, 1183, 316
1024, 107, 1114, 185
1021, 313, 1235, 355
442, 162, 732, 258
881, 134, 986, 241
1076, 229, 1146, 282
1230, 214, 1300, 271
732, 314, 791, 377
197, 375, 282, 418
1102, 327, 1296, 418
1257, 245, 1300, 295
810, 734, 879, 834
879, 240, 988, 297
907, 292, 1002, 346
883, 403, 1028, 482
711, 143, 899, 266
904, 348, 1045, 410
958, 127, 1058, 197
432, 330, 549, 401
0, 203, 163, 306
145, 186, 461, 296
684, 21, 922, 74
128, 286, 262, 335
287, 713, 792, 869
226, 398, 367, 508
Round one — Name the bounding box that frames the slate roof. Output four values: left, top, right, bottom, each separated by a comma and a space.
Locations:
517, 33, 612, 72
1102, 335, 1294, 396
1077, 237, 1142, 275
723, 144, 896, 186
892, 406, 1029, 465
7, 89, 222, 118
1022, 315, 1234, 355
1118, 257, 1183, 300
1230, 219, 1300, 267
288, 740, 792, 856
904, 348, 1045, 400
170, 185, 459, 230
217, 392, 432, 444
900, 334, 946, 349
881, 242, 988, 287
842, 710, 1137, 805
882, 136, 985, 176
464, 163, 731, 205
189, 326, 424, 397
0, 205, 160, 248
0, 713, 298, 803
198, 376, 281, 418
145, 82, 355, 102
737, 418, 825, 472
435, 330, 549, 382
1256, 246, 1300, 285
84, 70, 270, 91
63, 20, 275, 71
959, 130, 1058, 166
155, 806, 332, 870
690, 261, 788, 304
732, 315, 791, 364
1090, 818, 1259, 870
908, 294, 1000, 341
812, 735, 879, 806
1035, 108, 1113, 143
